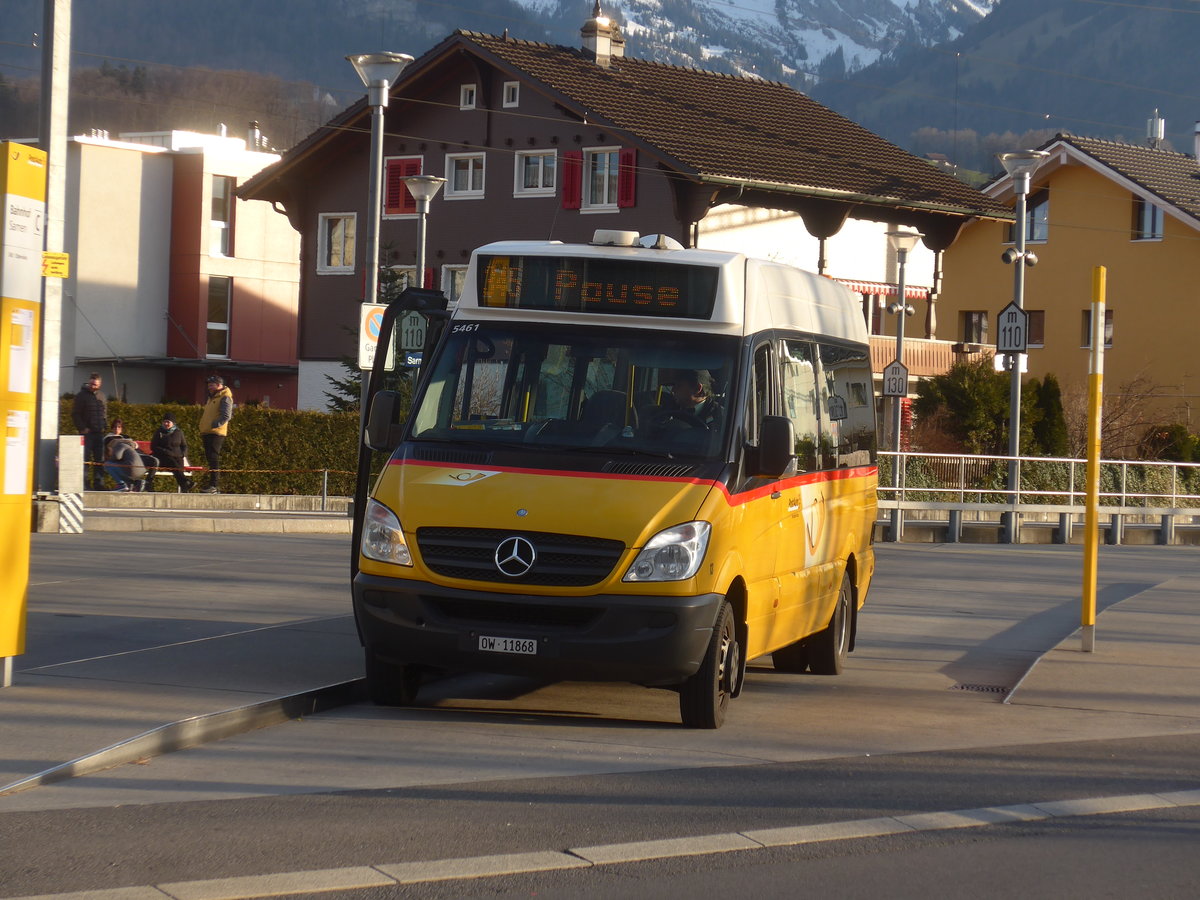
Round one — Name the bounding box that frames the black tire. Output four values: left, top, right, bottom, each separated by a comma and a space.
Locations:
679, 602, 739, 729
807, 571, 853, 676
771, 640, 810, 673
364, 647, 420, 706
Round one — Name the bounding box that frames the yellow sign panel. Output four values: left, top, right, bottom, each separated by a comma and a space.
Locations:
42, 251, 69, 279
1, 141, 47, 662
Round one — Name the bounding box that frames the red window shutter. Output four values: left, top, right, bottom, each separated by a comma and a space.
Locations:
561, 151, 582, 209
617, 147, 637, 208
384, 158, 423, 215
424, 267, 435, 289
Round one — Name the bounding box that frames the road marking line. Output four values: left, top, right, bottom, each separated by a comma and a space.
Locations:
1030, 793, 1168, 817
743, 816, 912, 847
157, 866, 394, 900
9, 789, 1200, 900
376, 851, 590, 884
572, 833, 759, 864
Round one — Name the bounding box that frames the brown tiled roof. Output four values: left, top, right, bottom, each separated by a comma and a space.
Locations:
242, 30, 1009, 220
460, 32, 1008, 219
1051, 134, 1200, 225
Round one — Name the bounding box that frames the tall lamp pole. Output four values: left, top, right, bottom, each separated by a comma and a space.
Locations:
346, 51, 414, 416
402, 174, 447, 289
998, 150, 1048, 543
885, 229, 922, 543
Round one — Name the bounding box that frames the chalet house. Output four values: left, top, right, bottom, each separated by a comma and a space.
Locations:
939, 127, 1200, 426
65, 128, 300, 408
239, 11, 1010, 411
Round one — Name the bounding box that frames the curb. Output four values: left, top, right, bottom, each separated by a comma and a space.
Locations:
0, 680, 365, 797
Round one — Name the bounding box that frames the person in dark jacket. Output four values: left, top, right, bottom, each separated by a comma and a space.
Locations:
72, 372, 108, 489
147, 413, 191, 492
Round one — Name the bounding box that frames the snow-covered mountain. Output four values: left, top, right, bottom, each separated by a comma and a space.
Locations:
514, 0, 999, 86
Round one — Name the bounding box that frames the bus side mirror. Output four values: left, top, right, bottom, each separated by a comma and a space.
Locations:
365, 390, 405, 451
755, 415, 795, 478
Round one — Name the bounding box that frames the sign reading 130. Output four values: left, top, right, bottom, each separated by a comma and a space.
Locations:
882, 360, 909, 398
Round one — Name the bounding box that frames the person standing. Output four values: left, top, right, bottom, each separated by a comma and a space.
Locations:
199, 375, 233, 494
72, 372, 108, 490
148, 412, 191, 493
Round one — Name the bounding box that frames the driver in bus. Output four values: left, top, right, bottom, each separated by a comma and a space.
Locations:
651, 369, 724, 433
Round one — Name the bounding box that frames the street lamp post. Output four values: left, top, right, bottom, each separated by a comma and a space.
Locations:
401, 174, 447, 290
346, 51, 414, 417
998, 150, 1048, 543
886, 229, 922, 543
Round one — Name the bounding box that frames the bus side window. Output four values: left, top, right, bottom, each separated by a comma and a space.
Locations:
817, 342, 877, 468
780, 339, 820, 472
744, 341, 774, 446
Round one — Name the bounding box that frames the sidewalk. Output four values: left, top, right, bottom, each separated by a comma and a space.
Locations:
79, 489, 352, 533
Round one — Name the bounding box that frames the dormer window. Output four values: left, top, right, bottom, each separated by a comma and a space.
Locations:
459, 84, 477, 110
503, 81, 520, 108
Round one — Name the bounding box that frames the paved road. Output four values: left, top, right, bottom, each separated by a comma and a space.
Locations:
2, 537, 1198, 898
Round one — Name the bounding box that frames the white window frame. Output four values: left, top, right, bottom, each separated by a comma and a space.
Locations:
382, 155, 423, 220
209, 174, 235, 257
514, 150, 556, 197
442, 265, 468, 307
1082, 308, 1114, 349
582, 146, 619, 211
1133, 196, 1163, 241
445, 152, 485, 199
502, 81, 520, 108
316, 212, 356, 274
459, 84, 477, 109
206, 276, 231, 359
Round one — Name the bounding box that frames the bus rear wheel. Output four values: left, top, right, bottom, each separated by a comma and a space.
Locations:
365, 647, 421, 706
807, 571, 852, 676
679, 602, 739, 729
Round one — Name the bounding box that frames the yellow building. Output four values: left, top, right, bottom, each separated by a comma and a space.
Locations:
940, 131, 1200, 430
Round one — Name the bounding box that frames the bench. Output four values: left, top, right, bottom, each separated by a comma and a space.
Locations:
135, 440, 203, 489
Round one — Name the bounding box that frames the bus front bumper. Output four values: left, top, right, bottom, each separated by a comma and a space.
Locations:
353, 572, 724, 686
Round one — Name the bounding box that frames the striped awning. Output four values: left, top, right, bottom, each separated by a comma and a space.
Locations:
836, 279, 929, 300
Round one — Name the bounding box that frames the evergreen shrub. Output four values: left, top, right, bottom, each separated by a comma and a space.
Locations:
60, 399, 359, 495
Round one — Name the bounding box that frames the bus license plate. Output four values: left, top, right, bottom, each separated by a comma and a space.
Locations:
478, 635, 537, 655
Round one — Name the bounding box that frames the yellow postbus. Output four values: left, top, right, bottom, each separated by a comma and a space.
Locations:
354, 230, 877, 728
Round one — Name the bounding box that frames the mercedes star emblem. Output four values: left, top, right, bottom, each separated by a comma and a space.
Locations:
494, 536, 537, 578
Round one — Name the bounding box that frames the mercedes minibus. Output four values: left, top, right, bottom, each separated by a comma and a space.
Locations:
353, 230, 877, 728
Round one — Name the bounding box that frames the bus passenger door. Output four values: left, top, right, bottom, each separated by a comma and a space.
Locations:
776, 339, 823, 642
736, 340, 782, 658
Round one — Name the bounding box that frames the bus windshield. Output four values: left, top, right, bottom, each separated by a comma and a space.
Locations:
409, 321, 738, 461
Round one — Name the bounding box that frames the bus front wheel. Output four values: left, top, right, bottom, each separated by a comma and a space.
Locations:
679, 602, 739, 729
365, 647, 421, 706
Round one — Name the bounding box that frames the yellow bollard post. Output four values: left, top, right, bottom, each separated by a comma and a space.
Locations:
1081, 267, 1105, 652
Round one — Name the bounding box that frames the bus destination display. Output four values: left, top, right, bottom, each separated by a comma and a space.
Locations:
479, 255, 718, 319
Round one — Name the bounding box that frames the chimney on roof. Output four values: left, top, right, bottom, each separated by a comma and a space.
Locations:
1147, 109, 1165, 149
1195, 121, 1200, 161
582, 1, 621, 67
248, 121, 261, 150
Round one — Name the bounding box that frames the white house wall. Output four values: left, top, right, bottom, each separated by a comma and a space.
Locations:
65, 139, 172, 403
697, 204, 935, 288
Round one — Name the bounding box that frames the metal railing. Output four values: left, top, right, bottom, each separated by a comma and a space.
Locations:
877, 451, 1200, 543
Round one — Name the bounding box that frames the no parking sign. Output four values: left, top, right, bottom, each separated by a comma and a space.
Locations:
358, 303, 396, 371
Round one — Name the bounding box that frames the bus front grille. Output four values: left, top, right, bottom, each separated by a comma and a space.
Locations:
416, 527, 625, 586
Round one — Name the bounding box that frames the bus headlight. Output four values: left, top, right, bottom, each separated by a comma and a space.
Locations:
361, 499, 412, 566
623, 521, 711, 582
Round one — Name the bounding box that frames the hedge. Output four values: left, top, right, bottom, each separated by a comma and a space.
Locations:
60, 398, 360, 495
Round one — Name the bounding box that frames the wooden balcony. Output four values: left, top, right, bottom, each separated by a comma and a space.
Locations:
870, 336, 991, 378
